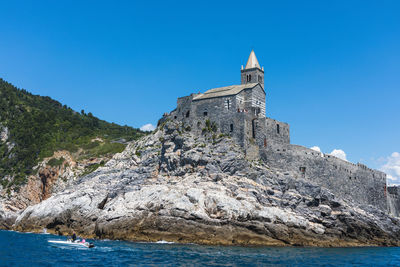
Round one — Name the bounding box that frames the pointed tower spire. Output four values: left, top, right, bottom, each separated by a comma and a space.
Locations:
245, 50, 261, 70
241, 50, 264, 87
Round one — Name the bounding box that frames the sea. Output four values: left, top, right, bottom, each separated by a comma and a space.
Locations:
0, 230, 399, 266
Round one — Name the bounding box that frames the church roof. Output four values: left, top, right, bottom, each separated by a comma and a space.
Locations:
245, 50, 261, 69
193, 83, 258, 101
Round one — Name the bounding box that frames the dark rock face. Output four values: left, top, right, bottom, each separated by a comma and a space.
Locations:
8, 120, 400, 246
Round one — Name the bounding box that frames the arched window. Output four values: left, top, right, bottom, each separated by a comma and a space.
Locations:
248, 75, 251, 82
277, 124, 280, 134
230, 124, 233, 132
186, 111, 190, 118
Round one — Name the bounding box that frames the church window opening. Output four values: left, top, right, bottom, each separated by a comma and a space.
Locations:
186, 111, 190, 118
230, 124, 233, 132
252, 120, 256, 138
225, 99, 231, 110
249, 75, 252, 82
203, 111, 208, 116
277, 124, 280, 134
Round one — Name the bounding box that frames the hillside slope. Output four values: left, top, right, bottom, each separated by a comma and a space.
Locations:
0, 79, 146, 213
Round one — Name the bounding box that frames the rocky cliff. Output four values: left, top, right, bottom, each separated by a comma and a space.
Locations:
0, 144, 118, 228
7, 118, 400, 246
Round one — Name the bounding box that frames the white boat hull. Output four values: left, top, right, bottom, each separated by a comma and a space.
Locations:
48, 240, 94, 248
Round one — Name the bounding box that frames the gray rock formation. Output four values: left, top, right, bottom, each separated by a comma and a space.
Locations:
0, 124, 8, 142
12, 119, 400, 246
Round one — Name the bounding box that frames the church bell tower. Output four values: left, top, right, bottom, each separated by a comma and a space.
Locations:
241, 50, 264, 88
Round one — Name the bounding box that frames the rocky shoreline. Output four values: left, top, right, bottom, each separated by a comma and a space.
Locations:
3, 119, 400, 246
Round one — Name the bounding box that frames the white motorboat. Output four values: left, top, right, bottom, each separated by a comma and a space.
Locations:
48, 239, 95, 248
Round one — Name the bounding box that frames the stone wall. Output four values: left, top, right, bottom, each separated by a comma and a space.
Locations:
172, 87, 266, 148
260, 141, 387, 210
249, 85, 266, 117
241, 67, 264, 87
387, 186, 400, 217
253, 117, 290, 146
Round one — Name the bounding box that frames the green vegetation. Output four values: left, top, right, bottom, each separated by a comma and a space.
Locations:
47, 157, 65, 167
81, 160, 106, 176
202, 119, 217, 134
79, 141, 126, 160
0, 78, 146, 188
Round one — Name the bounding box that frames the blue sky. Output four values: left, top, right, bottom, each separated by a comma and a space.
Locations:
0, 1, 399, 182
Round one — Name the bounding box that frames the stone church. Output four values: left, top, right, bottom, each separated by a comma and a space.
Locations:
171, 50, 290, 149
167, 50, 392, 215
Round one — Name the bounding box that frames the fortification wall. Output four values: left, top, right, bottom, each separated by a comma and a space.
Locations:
253, 117, 290, 146
387, 186, 400, 217
260, 141, 387, 210
174, 94, 196, 120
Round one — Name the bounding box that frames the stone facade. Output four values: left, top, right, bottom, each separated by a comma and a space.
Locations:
165, 51, 389, 213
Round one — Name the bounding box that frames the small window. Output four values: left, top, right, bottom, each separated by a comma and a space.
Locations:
277, 124, 280, 134
230, 124, 233, 132
186, 111, 190, 118
226, 99, 231, 110
203, 111, 208, 116
249, 75, 251, 82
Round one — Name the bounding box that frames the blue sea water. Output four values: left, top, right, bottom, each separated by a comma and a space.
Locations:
0, 230, 399, 266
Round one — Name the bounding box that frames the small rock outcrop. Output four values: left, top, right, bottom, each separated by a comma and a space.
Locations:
0, 124, 8, 142
10, 119, 400, 246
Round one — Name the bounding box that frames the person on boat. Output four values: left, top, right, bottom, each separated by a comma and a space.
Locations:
72, 233, 77, 242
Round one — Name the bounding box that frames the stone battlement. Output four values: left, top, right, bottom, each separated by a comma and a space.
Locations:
260, 140, 387, 210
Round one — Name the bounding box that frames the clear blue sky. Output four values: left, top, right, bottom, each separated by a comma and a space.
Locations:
1, 1, 399, 181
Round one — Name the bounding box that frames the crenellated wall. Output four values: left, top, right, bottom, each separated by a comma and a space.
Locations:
260, 140, 387, 211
